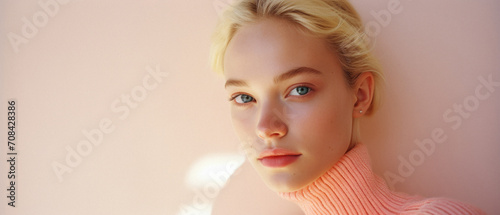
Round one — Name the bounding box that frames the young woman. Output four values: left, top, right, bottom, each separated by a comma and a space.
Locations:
210, 0, 485, 214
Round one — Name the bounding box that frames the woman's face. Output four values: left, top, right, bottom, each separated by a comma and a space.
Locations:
223, 18, 356, 192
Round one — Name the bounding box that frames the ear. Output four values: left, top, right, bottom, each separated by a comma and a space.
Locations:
352, 72, 375, 118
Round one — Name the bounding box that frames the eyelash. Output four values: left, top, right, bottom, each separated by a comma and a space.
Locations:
228, 85, 313, 105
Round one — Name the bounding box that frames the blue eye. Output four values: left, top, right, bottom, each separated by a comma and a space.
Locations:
233, 94, 254, 104
289, 86, 311, 96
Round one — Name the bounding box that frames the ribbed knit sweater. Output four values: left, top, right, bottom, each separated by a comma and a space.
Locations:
279, 144, 485, 215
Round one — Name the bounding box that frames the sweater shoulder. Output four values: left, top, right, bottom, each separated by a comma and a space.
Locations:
402, 197, 486, 215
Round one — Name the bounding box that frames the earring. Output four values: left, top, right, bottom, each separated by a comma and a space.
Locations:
359, 110, 363, 113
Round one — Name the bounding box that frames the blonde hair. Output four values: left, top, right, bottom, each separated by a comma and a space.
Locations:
210, 0, 384, 145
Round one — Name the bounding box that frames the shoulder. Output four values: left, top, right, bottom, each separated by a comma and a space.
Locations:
402, 197, 486, 215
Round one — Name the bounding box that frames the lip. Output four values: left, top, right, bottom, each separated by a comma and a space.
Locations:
258, 148, 302, 168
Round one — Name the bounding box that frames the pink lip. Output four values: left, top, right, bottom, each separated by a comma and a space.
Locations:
258, 148, 302, 168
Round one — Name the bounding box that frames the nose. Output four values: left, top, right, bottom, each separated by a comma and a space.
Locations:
256, 100, 288, 141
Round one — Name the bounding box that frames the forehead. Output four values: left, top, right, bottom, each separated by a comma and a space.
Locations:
223, 18, 341, 81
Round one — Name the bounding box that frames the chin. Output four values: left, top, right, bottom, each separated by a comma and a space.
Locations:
258, 172, 311, 193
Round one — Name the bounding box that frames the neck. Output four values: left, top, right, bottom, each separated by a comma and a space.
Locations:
279, 144, 415, 214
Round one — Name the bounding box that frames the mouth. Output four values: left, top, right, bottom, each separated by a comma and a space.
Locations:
257, 148, 302, 168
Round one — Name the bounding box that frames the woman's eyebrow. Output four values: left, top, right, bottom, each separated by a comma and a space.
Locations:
225, 79, 248, 88
274, 67, 322, 84
224, 67, 322, 88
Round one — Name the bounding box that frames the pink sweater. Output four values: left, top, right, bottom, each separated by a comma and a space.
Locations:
279, 144, 485, 215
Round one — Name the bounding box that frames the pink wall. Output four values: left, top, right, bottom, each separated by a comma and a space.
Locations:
1, 0, 498, 214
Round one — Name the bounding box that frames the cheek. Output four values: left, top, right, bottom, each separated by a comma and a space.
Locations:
297, 106, 350, 139
290, 92, 353, 151
231, 108, 258, 151
231, 106, 253, 129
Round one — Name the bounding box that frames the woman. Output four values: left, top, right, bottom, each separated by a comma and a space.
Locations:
210, 0, 485, 214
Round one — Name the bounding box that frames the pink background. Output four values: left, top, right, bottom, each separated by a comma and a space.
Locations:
1, 0, 498, 214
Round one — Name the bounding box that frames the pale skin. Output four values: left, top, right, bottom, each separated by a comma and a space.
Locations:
223, 18, 375, 192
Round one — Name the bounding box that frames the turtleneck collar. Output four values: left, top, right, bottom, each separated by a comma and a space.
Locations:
278, 143, 418, 214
